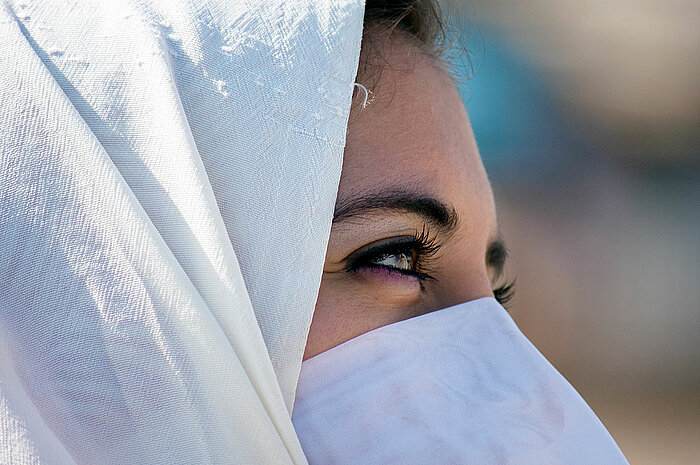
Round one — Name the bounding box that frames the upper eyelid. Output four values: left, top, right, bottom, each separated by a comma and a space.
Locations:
343, 224, 443, 264
343, 237, 421, 268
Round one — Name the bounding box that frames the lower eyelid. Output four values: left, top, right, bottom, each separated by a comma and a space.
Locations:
351, 265, 425, 303
354, 264, 421, 285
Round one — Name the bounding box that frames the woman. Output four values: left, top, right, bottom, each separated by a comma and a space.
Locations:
294, 3, 628, 463
0, 0, 627, 463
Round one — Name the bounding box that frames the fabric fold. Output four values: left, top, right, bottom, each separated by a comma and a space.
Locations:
1, 0, 364, 462
293, 298, 629, 465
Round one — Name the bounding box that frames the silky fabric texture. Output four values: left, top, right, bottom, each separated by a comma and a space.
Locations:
0, 0, 363, 463
293, 298, 629, 465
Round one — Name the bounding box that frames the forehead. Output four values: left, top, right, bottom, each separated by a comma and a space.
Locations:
341, 38, 497, 236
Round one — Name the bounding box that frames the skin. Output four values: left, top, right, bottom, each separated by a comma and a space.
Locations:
304, 35, 502, 360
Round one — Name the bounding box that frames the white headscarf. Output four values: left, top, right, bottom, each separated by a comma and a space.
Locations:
0, 0, 361, 462
0, 1, 628, 464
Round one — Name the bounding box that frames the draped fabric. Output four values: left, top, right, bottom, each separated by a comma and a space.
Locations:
0, 0, 363, 463
293, 298, 630, 465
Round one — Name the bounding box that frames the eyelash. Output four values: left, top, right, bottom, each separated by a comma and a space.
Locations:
493, 280, 516, 310
344, 225, 441, 282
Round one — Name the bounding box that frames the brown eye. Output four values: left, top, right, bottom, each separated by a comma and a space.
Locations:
371, 251, 415, 271
344, 231, 440, 283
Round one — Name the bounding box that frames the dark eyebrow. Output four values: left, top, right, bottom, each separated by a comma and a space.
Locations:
486, 238, 508, 280
333, 189, 459, 233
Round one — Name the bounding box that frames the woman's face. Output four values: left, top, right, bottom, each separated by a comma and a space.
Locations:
305, 38, 508, 359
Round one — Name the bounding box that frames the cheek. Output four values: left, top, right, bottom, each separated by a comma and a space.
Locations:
305, 273, 423, 359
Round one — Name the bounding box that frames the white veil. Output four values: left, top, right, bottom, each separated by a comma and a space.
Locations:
0, 0, 362, 462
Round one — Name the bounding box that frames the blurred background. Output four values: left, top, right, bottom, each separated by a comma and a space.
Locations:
452, 1, 699, 463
